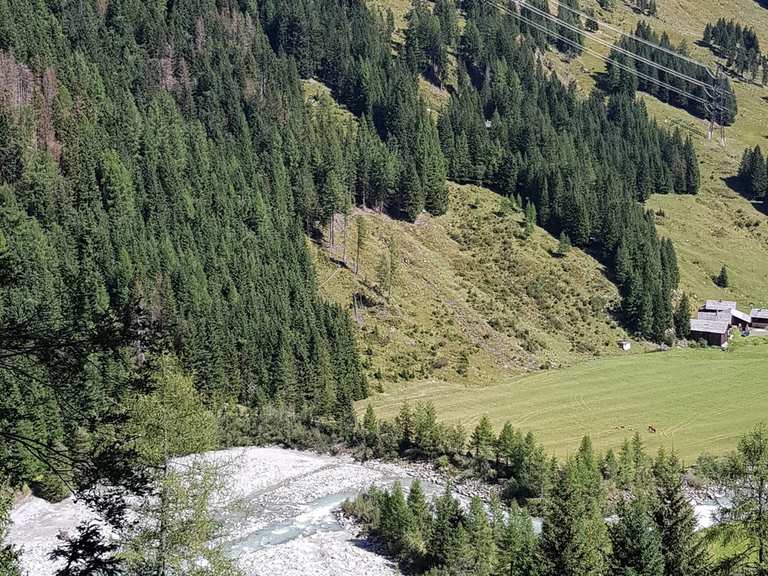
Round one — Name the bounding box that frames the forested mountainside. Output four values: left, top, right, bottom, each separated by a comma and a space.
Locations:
0, 0, 701, 498
0, 0, 385, 498
430, 2, 690, 339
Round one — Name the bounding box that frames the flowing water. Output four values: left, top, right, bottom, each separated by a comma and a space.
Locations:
8, 446, 720, 576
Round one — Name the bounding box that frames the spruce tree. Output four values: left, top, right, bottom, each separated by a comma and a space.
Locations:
541, 439, 611, 576
407, 479, 432, 540
496, 503, 539, 576
363, 403, 379, 448
465, 496, 497, 576
674, 294, 691, 339
716, 264, 729, 288
610, 497, 664, 576
429, 483, 464, 567
652, 449, 709, 576
0, 481, 21, 576
471, 416, 496, 461
379, 481, 413, 557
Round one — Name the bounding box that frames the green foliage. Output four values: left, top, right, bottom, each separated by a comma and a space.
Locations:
541, 438, 611, 576
497, 502, 540, 576
125, 356, 218, 466
674, 294, 692, 339
652, 449, 709, 576
122, 457, 242, 576
708, 422, 768, 571
471, 415, 496, 461
738, 146, 767, 200
716, 265, 730, 288
439, 8, 684, 340
610, 498, 665, 576
703, 19, 764, 80
607, 22, 738, 125
0, 479, 21, 576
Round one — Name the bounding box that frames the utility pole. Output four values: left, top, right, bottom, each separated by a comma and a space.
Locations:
706, 64, 726, 147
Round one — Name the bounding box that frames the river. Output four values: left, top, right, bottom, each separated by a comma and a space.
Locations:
9, 447, 432, 576
8, 446, 722, 575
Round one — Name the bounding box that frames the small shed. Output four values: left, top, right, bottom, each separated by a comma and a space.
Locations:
618, 340, 631, 352
689, 319, 730, 347
751, 309, 768, 329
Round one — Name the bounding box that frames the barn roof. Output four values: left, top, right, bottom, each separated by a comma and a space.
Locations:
732, 309, 751, 323
703, 300, 737, 312
689, 319, 730, 335
751, 309, 768, 320
697, 311, 730, 321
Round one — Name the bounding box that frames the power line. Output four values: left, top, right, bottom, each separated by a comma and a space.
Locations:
514, 0, 727, 96
484, 0, 721, 110
546, 0, 717, 76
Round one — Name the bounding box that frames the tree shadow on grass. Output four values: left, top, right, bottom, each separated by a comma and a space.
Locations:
722, 175, 768, 215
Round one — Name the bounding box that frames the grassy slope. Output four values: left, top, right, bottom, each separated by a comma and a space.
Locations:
557, 0, 768, 309
363, 336, 768, 461
349, 1, 768, 458
312, 183, 630, 389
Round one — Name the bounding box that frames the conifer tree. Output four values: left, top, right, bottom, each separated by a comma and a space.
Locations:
407, 479, 432, 540
363, 404, 379, 449
610, 497, 664, 576
471, 416, 496, 461
429, 483, 464, 567
652, 449, 709, 576
713, 423, 768, 571
496, 503, 539, 576
683, 137, 700, 194
524, 201, 537, 238
0, 481, 21, 576
400, 164, 424, 222
674, 294, 691, 339
716, 264, 729, 288
541, 438, 610, 576
380, 481, 413, 557
465, 496, 497, 576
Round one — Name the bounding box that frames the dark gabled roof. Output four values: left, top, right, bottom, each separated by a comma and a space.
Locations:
751, 309, 768, 320
689, 319, 730, 335
732, 309, 751, 323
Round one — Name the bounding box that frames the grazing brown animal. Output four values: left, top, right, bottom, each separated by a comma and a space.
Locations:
648, 425, 657, 433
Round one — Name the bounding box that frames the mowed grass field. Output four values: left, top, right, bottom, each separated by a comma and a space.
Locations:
360, 337, 768, 461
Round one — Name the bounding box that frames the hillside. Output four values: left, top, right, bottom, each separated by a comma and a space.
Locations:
348, 0, 768, 459
312, 182, 632, 388
370, 0, 768, 310
556, 0, 768, 308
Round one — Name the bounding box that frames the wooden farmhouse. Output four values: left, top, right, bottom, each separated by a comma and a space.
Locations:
689, 318, 730, 347
699, 300, 750, 330
751, 309, 768, 329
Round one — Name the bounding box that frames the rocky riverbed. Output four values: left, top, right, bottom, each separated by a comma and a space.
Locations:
9, 447, 446, 576
8, 446, 721, 575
